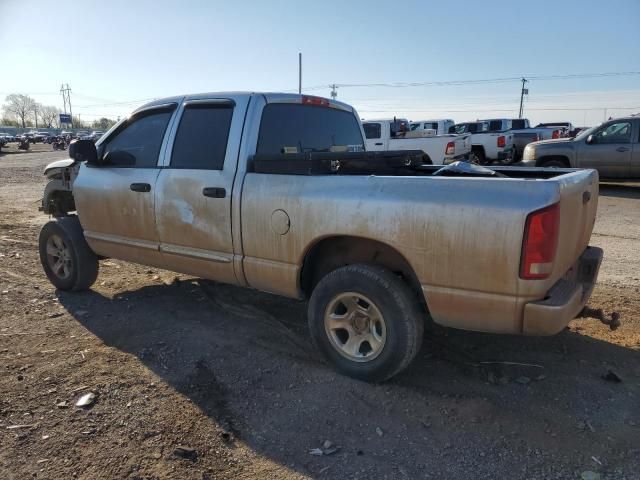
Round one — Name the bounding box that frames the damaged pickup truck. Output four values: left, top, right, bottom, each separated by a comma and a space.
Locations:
39, 92, 606, 381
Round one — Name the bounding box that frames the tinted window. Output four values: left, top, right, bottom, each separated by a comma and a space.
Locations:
257, 104, 364, 154
363, 123, 381, 139
511, 119, 526, 129
102, 109, 173, 167
593, 121, 631, 144
171, 104, 233, 169
488, 120, 503, 131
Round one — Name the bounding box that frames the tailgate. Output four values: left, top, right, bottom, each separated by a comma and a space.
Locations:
552, 169, 599, 279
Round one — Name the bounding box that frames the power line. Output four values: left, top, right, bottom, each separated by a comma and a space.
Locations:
325, 71, 640, 90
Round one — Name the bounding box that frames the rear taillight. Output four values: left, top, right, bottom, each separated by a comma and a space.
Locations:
497, 136, 506, 148
520, 203, 560, 279
552, 130, 560, 139
301, 95, 330, 106
445, 141, 455, 156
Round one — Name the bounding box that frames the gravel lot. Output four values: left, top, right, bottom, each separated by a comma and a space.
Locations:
1, 145, 639, 480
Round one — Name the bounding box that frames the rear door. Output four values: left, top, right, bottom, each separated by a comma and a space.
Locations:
153, 95, 249, 285
576, 120, 632, 178
73, 103, 177, 267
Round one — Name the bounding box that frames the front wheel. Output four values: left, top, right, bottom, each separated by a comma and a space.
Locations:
539, 159, 566, 168
39, 217, 99, 291
308, 264, 424, 382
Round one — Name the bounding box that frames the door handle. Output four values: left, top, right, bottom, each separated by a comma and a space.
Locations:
130, 183, 151, 192
202, 187, 226, 198
375, 142, 383, 146
616, 147, 629, 152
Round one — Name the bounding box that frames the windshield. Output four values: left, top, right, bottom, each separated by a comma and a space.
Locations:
574, 125, 598, 140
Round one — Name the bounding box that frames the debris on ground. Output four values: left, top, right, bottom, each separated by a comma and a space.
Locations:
601, 370, 622, 383
581, 471, 601, 480
309, 440, 340, 456
514, 376, 531, 385
56, 401, 68, 409
376, 427, 383, 436
75, 392, 96, 408
580, 306, 621, 330
173, 446, 198, 461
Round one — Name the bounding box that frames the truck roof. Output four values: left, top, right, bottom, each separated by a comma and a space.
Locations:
133, 92, 356, 115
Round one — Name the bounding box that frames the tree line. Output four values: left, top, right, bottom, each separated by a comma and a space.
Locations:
1, 94, 117, 130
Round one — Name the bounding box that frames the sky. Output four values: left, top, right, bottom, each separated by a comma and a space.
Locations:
1, 0, 639, 127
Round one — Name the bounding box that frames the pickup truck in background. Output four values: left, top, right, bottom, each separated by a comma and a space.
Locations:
450, 121, 514, 164
409, 119, 455, 136
363, 118, 471, 165
537, 122, 573, 136
520, 115, 640, 178
488, 118, 567, 161
39, 92, 604, 382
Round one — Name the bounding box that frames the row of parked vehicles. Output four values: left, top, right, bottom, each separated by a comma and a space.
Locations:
361, 116, 581, 166
0, 130, 105, 151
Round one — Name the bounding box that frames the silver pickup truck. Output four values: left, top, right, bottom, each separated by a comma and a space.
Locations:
39, 92, 604, 382
521, 116, 640, 178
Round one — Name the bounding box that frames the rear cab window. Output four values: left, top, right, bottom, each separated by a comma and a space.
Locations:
257, 103, 364, 154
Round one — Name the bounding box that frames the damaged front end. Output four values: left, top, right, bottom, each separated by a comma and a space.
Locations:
41, 159, 78, 216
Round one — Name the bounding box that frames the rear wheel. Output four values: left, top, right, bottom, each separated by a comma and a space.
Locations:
39, 216, 99, 291
472, 148, 486, 165
308, 264, 424, 382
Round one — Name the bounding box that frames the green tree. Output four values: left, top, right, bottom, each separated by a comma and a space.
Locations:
91, 117, 117, 130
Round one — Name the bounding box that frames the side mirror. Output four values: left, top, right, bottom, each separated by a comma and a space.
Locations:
69, 139, 99, 164
586, 134, 595, 145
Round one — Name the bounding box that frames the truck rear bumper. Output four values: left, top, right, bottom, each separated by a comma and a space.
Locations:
522, 246, 603, 335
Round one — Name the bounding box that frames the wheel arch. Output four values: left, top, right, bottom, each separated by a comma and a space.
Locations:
536, 155, 571, 168
299, 235, 425, 305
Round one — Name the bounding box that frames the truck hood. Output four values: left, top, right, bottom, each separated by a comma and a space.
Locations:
532, 138, 574, 147
44, 158, 75, 175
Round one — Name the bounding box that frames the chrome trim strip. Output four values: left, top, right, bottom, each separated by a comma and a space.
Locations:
83, 231, 158, 251
159, 244, 232, 263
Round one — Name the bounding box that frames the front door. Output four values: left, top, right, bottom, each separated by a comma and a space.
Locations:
363, 122, 385, 151
73, 104, 177, 267
154, 96, 249, 285
576, 120, 633, 178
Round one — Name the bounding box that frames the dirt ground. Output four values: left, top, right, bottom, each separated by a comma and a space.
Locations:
1, 145, 639, 480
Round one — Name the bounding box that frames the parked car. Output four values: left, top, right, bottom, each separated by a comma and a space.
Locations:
520, 116, 640, 178
450, 121, 514, 164
38, 92, 604, 382
409, 119, 455, 136
363, 118, 471, 165
1, 132, 16, 143
89, 130, 105, 142
536, 122, 572, 137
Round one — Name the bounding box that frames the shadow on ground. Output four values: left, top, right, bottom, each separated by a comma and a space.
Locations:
56, 279, 639, 479
599, 183, 640, 200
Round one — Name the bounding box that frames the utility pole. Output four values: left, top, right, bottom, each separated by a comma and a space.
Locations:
34, 104, 38, 128
330, 84, 338, 100
60, 84, 72, 128
298, 53, 302, 95
518, 78, 528, 119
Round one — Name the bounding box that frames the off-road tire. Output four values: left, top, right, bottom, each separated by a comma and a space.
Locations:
39, 216, 99, 291
308, 264, 424, 382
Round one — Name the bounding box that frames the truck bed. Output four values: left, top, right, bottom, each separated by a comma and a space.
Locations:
253, 151, 570, 179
